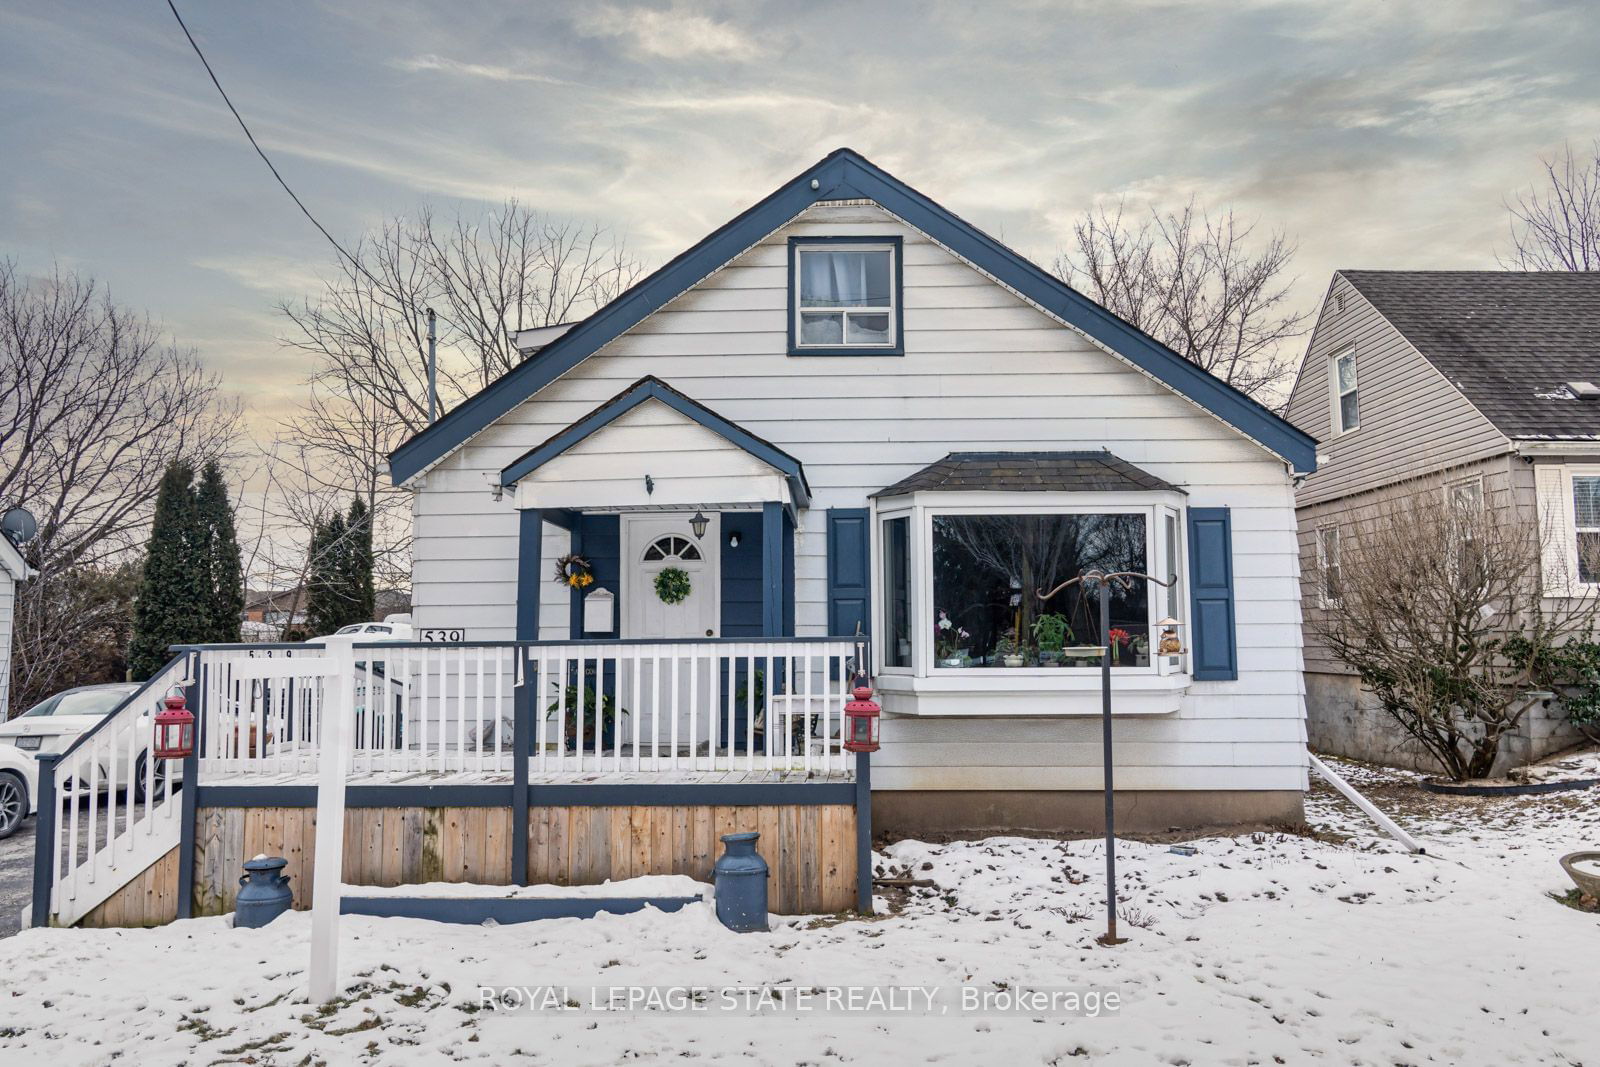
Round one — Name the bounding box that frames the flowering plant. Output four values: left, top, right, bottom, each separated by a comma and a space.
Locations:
1108, 627, 1131, 664
935, 609, 970, 658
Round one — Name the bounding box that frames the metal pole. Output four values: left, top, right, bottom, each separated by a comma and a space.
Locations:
425, 308, 438, 424
1097, 577, 1124, 946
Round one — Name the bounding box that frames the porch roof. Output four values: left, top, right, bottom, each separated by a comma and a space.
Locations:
872, 450, 1184, 498
500, 376, 811, 511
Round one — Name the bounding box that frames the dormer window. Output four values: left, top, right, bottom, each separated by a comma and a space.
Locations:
1332, 349, 1360, 432
788, 237, 903, 355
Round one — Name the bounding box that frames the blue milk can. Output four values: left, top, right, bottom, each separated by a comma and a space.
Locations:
236, 855, 293, 928
713, 831, 769, 932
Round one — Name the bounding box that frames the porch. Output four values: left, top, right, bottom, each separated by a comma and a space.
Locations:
32, 638, 870, 929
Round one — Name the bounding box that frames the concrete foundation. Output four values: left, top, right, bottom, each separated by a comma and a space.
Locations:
873, 789, 1305, 841
1305, 671, 1589, 776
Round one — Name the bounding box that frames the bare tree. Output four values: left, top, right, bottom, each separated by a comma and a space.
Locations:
0, 260, 238, 710
276, 202, 641, 582
1308, 483, 1599, 780
1501, 141, 1600, 271
1055, 198, 1308, 404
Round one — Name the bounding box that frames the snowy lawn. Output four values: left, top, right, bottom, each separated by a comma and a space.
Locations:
1, 757, 1596, 1066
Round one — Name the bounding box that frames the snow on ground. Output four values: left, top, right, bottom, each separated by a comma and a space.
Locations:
1, 757, 1596, 1066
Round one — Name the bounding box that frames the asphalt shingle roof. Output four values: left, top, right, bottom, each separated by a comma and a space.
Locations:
871, 451, 1183, 498
1341, 270, 1600, 440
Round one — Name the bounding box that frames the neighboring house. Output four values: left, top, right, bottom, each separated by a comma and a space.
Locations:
1285, 270, 1600, 772
389, 148, 1318, 835
243, 586, 307, 628
0, 531, 33, 720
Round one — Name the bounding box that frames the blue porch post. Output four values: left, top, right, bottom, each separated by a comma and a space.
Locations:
761, 502, 785, 637
175, 650, 202, 918
512, 646, 533, 885
516, 509, 543, 642
29, 753, 59, 928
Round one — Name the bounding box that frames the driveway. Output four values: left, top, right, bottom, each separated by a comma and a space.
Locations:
0, 818, 33, 938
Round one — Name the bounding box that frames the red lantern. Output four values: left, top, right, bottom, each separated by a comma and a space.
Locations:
153, 692, 195, 760
843, 681, 880, 754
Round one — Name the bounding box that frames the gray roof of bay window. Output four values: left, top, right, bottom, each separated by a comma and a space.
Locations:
872, 451, 1184, 497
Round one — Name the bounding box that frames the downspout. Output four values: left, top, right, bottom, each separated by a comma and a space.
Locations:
1307, 752, 1425, 854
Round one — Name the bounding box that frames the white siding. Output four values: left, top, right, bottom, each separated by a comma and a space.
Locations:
0, 570, 13, 719
411, 201, 1307, 793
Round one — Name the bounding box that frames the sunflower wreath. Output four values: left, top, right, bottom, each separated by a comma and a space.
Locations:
553, 553, 594, 589
653, 566, 692, 605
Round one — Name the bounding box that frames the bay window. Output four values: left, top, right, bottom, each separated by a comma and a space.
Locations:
876, 497, 1187, 678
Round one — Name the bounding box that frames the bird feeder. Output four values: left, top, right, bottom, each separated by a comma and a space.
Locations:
1156, 617, 1185, 655
843, 681, 880, 753
153, 692, 195, 760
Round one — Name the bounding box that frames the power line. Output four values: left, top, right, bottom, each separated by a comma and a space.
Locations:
166, 0, 445, 419
165, 0, 382, 294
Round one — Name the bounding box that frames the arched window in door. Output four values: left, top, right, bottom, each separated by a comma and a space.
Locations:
642, 535, 702, 562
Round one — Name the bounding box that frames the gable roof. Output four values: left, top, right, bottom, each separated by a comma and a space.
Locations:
389, 148, 1317, 485
873, 451, 1183, 498
500, 375, 811, 508
1342, 270, 1600, 441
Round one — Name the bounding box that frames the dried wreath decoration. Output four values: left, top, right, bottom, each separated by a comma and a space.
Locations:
553, 553, 594, 589
654, 566, 691, 605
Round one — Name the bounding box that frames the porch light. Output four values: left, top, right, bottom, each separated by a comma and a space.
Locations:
689, 510, 710, 538
843, 680, 881, 753
152, 691, 195, 760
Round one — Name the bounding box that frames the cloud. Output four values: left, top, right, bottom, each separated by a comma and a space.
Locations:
390, 54, 567, 85
576, 5, 762, 60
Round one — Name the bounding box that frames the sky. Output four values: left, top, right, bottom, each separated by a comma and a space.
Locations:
4, 0, 1599, 432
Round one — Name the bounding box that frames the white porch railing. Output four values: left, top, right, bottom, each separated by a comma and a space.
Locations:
196, 638, 860, 780
42, 654, 191, 927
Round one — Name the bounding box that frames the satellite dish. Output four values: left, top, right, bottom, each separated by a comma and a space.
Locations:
1, 507, 37, 545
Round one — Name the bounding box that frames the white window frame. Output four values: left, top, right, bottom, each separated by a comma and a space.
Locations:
1316, 524, 1341, 608
793, 242, 898, 350
870, 491, 1189, 682
1568, 467, 1600, 587
1330, 347, 1360, 434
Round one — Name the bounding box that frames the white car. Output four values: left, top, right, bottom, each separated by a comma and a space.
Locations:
0, 683, 179, 838
304, 616, 415, 645
0, 742, 36, 839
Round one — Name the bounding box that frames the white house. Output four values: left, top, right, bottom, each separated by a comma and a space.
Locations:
0, 531, 30, 720
388, 149, 1318, 835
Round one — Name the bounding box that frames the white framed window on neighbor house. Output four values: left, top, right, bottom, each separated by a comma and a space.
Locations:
1572, 472, 1600, 584
1447, 474, 1485, 581
1330, 348, 1360, 433
789, 237, 902, 354
1316, 524, 1341, 606
1534, 464, 1600, 593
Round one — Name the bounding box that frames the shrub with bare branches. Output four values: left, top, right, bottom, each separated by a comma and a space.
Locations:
1308, 484, 1599, 780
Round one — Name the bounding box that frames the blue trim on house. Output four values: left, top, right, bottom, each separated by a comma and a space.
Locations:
194, 782, 858, 808
511, 650, 532, 885
496, 376, 812, 508
720, 512, 764, 638
569, 514, 620, 638
388, 148, 1316, 485
761, 503, 785, 637
786, 235, 905, 356
825, 508, 871, 642
517, 509, 543, 641
1187, 506, 1238, 681
340, 894, 701, 925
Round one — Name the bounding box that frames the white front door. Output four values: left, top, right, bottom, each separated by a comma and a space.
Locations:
623, 514, 720, 639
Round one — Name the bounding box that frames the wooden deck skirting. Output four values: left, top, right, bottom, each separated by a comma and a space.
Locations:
188, 802, 858, 917
78, 846, 182, 929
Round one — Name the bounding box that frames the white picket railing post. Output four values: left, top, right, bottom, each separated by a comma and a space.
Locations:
308, 634, 356, 1004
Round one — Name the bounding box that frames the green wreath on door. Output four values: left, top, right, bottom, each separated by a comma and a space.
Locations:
654, 566, 692, 605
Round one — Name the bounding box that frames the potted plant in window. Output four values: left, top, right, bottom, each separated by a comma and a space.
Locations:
1031, 613, 1071, 666
935, 609, 971, 667
993, 629, 1025, 668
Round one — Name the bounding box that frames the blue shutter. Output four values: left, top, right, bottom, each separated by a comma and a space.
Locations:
826, 509, 871, 639
1187, 507, 1237, 681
